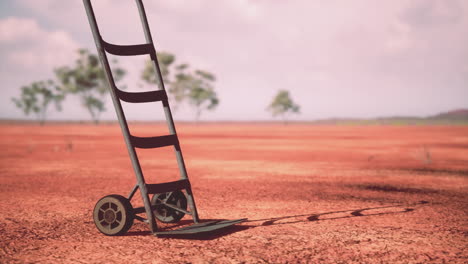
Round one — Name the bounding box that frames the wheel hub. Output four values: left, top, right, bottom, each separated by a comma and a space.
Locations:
104, 209, 116, 223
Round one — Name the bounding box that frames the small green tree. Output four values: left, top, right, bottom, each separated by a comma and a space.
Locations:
170, 66, 218, 121
141, 52, 189, 109
12, 80, 64, 125
141, 51, 175, 87
55, 49, 126, 124
186, 70, 218, 122
169, 64, 191, 106
141, 53, 219, 120
267, 90, 300, 124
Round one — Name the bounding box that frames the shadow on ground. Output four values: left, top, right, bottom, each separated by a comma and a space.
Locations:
124, 201, 429, 240
248, 200, 428, 227
125, 219, 250, 240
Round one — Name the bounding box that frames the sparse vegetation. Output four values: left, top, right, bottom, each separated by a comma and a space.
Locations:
184, 69, 219, 122
55, 49, 126, 124
267, 90, 300, 124
141, 53, 218, 121
11, 80, 64, 125
141, 52, 174, 88
422, 146, 432, 165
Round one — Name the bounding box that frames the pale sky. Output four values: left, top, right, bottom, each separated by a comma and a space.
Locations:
1, 0, 467, 121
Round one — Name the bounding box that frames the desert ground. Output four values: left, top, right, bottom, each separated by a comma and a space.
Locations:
0, 123, 467, 263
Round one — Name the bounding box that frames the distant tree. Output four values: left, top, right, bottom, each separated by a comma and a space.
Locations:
12, 80, 64, 125
169, 64, 192, 106
186, 70, 219, 122
55, 49, 126, 124
142, 52, 188, 109
141, 53, 219, 120
267, 90, 300, 124
141, 51, 175, 87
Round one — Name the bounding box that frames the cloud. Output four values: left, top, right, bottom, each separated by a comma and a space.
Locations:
0, 17, 80, 70
0, 16, 42, 42
400, 0, 463, 28
2, 0, 467, 121
0, 16, 82, 120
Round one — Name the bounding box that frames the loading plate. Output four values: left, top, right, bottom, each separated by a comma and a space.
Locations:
155, 218, 247, 237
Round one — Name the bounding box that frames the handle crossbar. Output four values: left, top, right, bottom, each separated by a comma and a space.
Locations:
102, 40, 156, 60
116, 89, 168, 103
130, 134, 179, 149
146, 179, 190, 194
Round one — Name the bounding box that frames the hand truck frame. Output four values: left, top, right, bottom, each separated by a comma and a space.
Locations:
83, 0, 246, 237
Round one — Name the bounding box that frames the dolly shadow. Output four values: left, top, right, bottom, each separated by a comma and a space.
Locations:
125, 218, 249, 240
125, 201, 428, 240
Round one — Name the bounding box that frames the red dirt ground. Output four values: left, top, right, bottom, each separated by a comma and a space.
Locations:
0, 123, 467, 263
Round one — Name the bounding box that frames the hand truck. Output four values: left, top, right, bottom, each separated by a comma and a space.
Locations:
83, 0, 246, 236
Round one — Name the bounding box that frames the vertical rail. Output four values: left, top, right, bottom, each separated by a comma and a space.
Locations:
82, 0, 158, 233
135, 0, 200, 223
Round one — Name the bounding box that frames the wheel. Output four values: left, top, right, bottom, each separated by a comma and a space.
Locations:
151, 191, 187, 223
93, 195, 134, 236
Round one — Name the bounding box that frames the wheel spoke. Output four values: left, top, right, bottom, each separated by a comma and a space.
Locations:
151, 191, 187, 223
99, 208, 105, 213
164, 192, 173, 203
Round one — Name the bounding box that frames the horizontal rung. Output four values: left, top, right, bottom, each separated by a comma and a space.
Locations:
147, 179, 190, 194
130, 134, 178, 149
102, 40, 156, 59
133, 206, 147, 215
133, 204, 192, 216
162, 203, 192, 215
134, 214, 148, 223
116, 88, 167, 103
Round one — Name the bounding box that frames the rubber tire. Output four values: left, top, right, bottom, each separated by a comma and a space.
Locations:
93, 194, 134, 236
151, 191, 187, 223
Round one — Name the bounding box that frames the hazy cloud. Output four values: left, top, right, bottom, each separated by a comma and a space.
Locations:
1, 0, 467, 121
0, 17, 79, 69
401, 0, 463, 28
